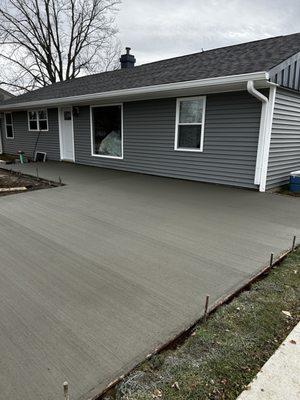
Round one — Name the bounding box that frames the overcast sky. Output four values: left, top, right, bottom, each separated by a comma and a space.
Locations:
116, 0, 300, 65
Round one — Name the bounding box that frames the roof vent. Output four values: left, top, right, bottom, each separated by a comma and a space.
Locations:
120, 47, 136, 69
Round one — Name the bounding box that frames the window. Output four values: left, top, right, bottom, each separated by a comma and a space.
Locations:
5, 113, 14, 139
91, 105, 123, 159
175, 96, 206, 152
64, 111, 72, 121
28, 109, 48, 131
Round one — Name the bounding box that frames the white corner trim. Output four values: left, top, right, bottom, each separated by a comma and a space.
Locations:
247, 81, 276, 192
247, 81, 269, 185
258, 85, 276, 192
254, 104, 268, 185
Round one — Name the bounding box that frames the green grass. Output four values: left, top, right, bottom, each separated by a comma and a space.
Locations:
104, 248, 300, 400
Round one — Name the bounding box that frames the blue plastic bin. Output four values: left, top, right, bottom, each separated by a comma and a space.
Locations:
289, 171, 300, 193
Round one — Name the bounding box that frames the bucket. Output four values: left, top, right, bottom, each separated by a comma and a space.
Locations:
289, 170, 300, 193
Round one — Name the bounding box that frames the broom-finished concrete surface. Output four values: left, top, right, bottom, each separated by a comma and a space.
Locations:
0, 162, 299, 400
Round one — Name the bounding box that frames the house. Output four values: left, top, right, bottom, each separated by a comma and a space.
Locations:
0, 33, 300, 192
0, 87, 14, 102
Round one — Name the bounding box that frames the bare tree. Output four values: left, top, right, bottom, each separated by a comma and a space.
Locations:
0, 0, 121, 93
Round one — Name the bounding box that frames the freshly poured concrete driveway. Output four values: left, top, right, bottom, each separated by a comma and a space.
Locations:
0, 162, 300, 400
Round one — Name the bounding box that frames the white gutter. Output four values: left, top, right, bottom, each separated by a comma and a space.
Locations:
247, 80, 277, 192
0, 71, 269, 111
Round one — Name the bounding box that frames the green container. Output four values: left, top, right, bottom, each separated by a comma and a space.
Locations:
18, 151, 25, 164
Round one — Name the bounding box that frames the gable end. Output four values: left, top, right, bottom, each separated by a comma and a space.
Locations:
269, 51, 300, 91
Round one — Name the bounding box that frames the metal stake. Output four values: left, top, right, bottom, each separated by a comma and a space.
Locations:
270, 252, 274, 267
292, 235, 297, 251
58, 176, 62, 185
63, 381, 69, 400
204, 294, 210, 321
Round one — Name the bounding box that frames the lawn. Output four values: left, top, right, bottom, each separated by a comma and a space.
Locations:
103, 248, 300, 400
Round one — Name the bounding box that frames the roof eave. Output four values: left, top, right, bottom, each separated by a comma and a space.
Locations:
0, 71, 270, 111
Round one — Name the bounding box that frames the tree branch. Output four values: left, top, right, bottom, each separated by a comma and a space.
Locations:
0, 0, 121, 93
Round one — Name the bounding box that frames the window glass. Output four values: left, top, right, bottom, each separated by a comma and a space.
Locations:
29, 111, 37, 120
64, 111, 71, 120
6, 125, 13, 138
29, 120, 38, 130
39, 120, 48, 130
92, 106, 122, 157
5, 113, 12, 125
178, 125, 201, 149
179, 99, 203, 124
38, 110, 47, 120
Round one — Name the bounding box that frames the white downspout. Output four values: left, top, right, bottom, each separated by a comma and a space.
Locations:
0, 116, 3, 155
247, 81, 276, 192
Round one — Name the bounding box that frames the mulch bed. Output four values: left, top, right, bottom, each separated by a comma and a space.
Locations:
0, 168, 61, 196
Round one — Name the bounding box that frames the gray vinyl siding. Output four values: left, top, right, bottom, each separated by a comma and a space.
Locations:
1, 108, 60, 160
73, 91, 262, 188
266, 88, 300, 189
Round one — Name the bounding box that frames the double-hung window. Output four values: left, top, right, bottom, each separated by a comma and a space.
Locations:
28, 109, 48, 131
175, 96, 206, 152
5, 113, 14, 139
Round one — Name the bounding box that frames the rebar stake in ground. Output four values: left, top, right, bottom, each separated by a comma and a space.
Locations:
63, 381, 69, 400
204, 295, 210, 321
292, 235, 297, 251
270, 253, 274, 267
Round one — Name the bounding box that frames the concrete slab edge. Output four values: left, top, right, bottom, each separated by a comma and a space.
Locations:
84, 244, 298, 400
236, 321, 300, 399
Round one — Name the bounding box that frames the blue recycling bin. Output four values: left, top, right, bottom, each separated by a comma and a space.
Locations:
289, 171, 300, 193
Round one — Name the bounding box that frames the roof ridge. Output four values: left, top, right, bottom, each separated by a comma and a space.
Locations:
135, 32, 300, 68
25, 31, 300, 89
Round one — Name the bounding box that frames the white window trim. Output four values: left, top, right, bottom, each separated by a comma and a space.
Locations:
90, 103, 124, 160
5, 112, 14, 139
174, 96, 206, 152
27, 109, 49, 132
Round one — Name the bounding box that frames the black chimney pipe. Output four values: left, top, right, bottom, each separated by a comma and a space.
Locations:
120, 47, 136, 69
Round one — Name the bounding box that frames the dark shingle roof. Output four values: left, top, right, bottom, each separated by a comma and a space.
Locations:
3, 32, 300, 105
0, 87, 14, 103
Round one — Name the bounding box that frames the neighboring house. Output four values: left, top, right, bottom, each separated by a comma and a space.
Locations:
0, 87, 14, 102
1, 34, 300, 191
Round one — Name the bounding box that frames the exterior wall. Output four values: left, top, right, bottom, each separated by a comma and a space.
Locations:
266, 88, 300, 189
73, 91, 262, 189
1, 108, 60, 160
269, 51, 300, 91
